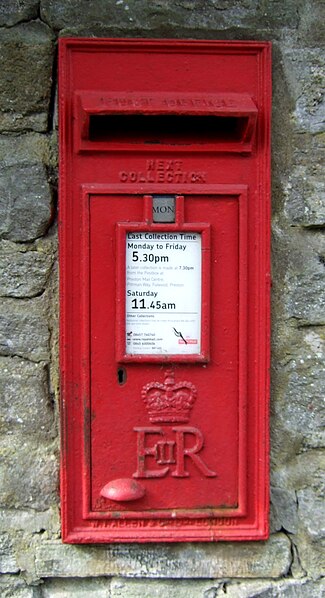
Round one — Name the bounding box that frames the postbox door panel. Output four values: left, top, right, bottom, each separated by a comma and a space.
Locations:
86, 189, 246, 516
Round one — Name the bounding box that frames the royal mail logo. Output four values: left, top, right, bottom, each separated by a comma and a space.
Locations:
141, 369, 197, 424
132, 370, 216, 479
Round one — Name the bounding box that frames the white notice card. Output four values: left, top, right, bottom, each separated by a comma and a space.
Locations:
125, 231, 201, 355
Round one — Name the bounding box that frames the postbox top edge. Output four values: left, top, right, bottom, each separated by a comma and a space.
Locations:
58, 37, 272, 54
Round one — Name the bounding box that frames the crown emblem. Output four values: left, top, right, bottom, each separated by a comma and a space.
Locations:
141, 369, 197, 424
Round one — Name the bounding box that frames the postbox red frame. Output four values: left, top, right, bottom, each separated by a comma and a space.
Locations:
59, 38, 271, 543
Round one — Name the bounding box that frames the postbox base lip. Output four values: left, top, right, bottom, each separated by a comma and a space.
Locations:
62, 525, 269, 544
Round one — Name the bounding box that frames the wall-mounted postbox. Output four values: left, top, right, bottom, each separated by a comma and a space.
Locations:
59, 39, 271, 543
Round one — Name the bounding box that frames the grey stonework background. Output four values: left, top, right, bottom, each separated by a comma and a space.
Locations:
0, 0, 324, 596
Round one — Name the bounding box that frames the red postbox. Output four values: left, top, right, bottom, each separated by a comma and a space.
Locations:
59, 39, 271, 542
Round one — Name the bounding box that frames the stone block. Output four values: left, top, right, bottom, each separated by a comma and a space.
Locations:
284, 163, 325, 227
0, 22, 54, 132
282, 129, 325, 227
41, 0, 300, 34
271, 450, 324, 495
35, 534, 291, 578
225, 578, 325, 597
282, 48, 325, 135
0, 575, 40, 598
294, 532, 325, 580
284, 233, 325, 326
270, 452, 324, 580
270, 486, 298, 534
42, 578, 111, 597
110, 578, 223, 598
297, 487, 325, 540
0, 163, 52, 243
0, 437, 58, 510
0, 357, 54, 437
0, 298, 50, 362
242, 0, 300, 30
0, 134, 54, 243
0, 241, 53, 298
0, 507, 59, 535
298, 0, 325, 47
0, 1, 39, 27
0, 134, 51, 168
272, 326, 325, 454
0, 532, 19, 573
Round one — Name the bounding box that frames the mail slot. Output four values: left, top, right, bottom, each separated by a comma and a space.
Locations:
59, 39, 271, 543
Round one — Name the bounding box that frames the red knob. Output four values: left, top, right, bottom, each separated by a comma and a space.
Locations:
100, 478, 145, 502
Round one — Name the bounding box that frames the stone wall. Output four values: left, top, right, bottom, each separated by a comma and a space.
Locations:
0, 1, 324, 596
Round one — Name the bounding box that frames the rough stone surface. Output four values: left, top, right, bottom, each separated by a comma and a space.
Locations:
40, 0, 302, 34
282, 47, 325, 135
0, 299, 50, 361
284, 233, 325, 325
0, 2, 39, 27
272, 327, 325, 452
271, 450, 325, 580
0, 507, 60, 535
0, 163, 53, 242
0, 575, 42, 598
284, 162, 325, 227
270, 486, 298, 534
297, 487, 325, 541
298, 1, 325, 47
0, 532, 19, 573
0, 357, 54, 437
0, 22, 54, 132
35, 534, 291, 578
224, 578, 325, 597
110, 578, 224, 597
0, 134, 52, 167
271, 450, 324, 494
0, 241, 54, 298
0, 437, 58, 511
37, 577, 325, 597
293, 531, 325, 580
0, 135, 56, 236
42, 578, 112, 597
